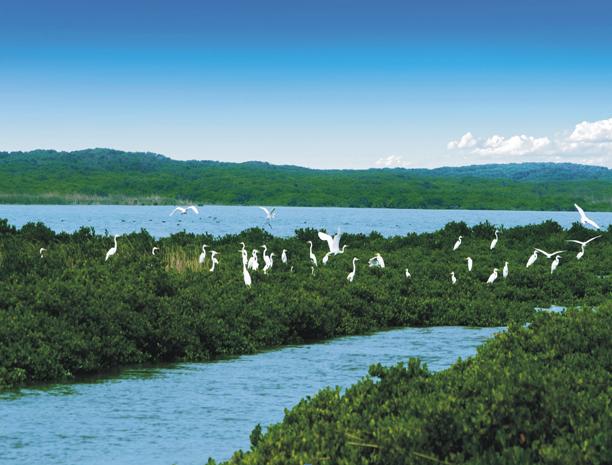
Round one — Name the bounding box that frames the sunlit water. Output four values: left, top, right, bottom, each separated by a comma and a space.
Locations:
1, 326, 501, 465
1, 205, 609, 238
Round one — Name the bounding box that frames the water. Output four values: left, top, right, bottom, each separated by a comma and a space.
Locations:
0, 205, 609, 238
0, 326, 500, 465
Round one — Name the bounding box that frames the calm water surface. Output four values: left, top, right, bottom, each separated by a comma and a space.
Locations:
0, 326, 501, 465
1, 205, 609, 238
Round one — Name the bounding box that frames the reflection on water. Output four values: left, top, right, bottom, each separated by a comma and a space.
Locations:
0, 326, 501, 465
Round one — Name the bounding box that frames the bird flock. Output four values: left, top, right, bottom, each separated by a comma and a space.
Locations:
40, 204, 605, 288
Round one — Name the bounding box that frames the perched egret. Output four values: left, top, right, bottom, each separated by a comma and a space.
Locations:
322, 251, 333, 265
261, 245, 270, 268
502, 261, 509, 279
451, 271, 457, 285
240, 242, 246, 253
263, 252, 275, 274
574, 204, 600, 230
368, 253, 385, 268
209, 251, 219, 272
551, 255, 561, 274
453, 236, 462, 251
243, 261, 252, 287
152, 247, 159, 256
405, 268, 411, 279
490, 230, 499, 250
486, 268, 498, 284
465, 257, 473, 272
566, 235, 601, 260
318, 229, 343, 254
240, 249, 249, 267
526, 250, 538, 268
105, 235, 119, 261
307, 241, 318, 267
347, 257, 359, 282
198, 245, 209, 265
248, 250, 260, 271
534, 248, 565, 259
170, 205, 199, 216
39, 247, 47, 258
281, 249, 288, 264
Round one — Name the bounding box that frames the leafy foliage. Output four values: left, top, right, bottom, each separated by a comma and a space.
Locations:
0, 149, 610, 210
0, 219, 609, 389
221, 306, 612, 465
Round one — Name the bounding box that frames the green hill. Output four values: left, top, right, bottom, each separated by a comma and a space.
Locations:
0, 148, 610, 210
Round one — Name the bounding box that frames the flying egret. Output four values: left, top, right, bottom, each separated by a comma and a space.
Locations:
259, 207, 276, 227
451, 271, 457, 285
39, 248, 47, 258
486, 268, 498, 284
566, 235, 601, 259
347, 257, 359, 282
338, 245, 348, 254
551, 255, 561, 274
490, 230, 500, 250
170, 205, 199, 216
318, 229, 343, 254
526, 250, 538, 268
281, 249, 288, 264
368, 253, 385, 268
209, 251, 219, 272
405, 268, 411, 279
152, 246, 159, 256
322, 251, 333, 265
243, 260, 252, 287
465, 257, 473, 272
198, 245, 209, 265
453, 236, 462, 251
574, 204, 600, 230
307, 241, 318, 267
534, 248, 566, 259
502, 261, 509, 279
105, 235, 119, 261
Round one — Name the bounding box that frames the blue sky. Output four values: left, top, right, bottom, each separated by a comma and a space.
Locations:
1, 0, 611, 168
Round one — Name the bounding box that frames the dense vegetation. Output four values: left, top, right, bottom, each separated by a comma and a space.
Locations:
0, 219, 609, 388
1, 149, 610, 210
220, 306, 611, 465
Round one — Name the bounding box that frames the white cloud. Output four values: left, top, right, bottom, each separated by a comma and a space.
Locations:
375, 155, 412, 168
447, 132, 477, 150
568, 117, 612, 142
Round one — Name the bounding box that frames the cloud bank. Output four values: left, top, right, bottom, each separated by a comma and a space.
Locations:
375, 155, 412, 168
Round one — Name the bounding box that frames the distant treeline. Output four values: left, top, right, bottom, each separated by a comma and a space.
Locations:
0, 218, 609, 388
1, 148, 610, 210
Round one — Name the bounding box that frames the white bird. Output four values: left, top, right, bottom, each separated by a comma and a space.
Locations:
502, 261, 509, 279
574, 204, 600, 230
465, 257, 473, 272
39, 247, 47, 258
198, 244, 209, 265
551, 255, 561, 274
338, 245, 348, 254
240, 242, 246, 253
248, 250, 260, 271
259, 207, 276, 226
263, 252, 275, 274
534, 248, 566, 259
322, 251, 333, 265
405, 268, 411, 279
490, 230, 499, 250
318, 229, 343, 254
451, 271, 457, 285
243, 260, 252, 287
347, 257, 359, 282
453, 236, 462, 251
368, 253, 385, 268
240, 248, 249, 267
105, 235, 119, 261
261, 245, 270, 268
526, 250, 538, 268
209, 251, 219, 272
486, 268, 498, 284
152, 246, 159, 256
281, 249, 288, 264
307, 241, 318, 267
566, 235, 602, 260
170, 205, 199, 216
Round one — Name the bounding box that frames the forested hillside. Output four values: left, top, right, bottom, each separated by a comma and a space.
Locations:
1, 149, 610, 210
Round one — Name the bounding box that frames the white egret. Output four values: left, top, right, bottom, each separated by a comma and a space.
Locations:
152, 247, 159, 256
486, 268, 498, 284
39, 248, 47, 258
453, 236, 462, 251
281, 249, 288, 264
347, 257, 359, 282
243, 260, 252, 287
307, 241, 318, 267
338, 245, 348, 254
170, 205, 199, 216
574, 204, 600, 230
261, 245, 270, 268
551, 255, 561, 274
502, 261, 509, 279
105, 235, 119, 261
322, 251, 333, 265
240, 248, 249, 267
490, 230, 499, 250
451, 271, 457, 285
405, 268, 411, 279
209, 251, 219, 272
526, 250, 538, 268
534, 248, 565, 259
258, 207, 276, 226
465, 257, 473, 272
318, 229, 343, 254
198, 244, 209, 265
248, 250, 260, 271
368, 253, 385, 268
263, 252, 275, 274
240, 242, 246, 253
566, 235, 601, 260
